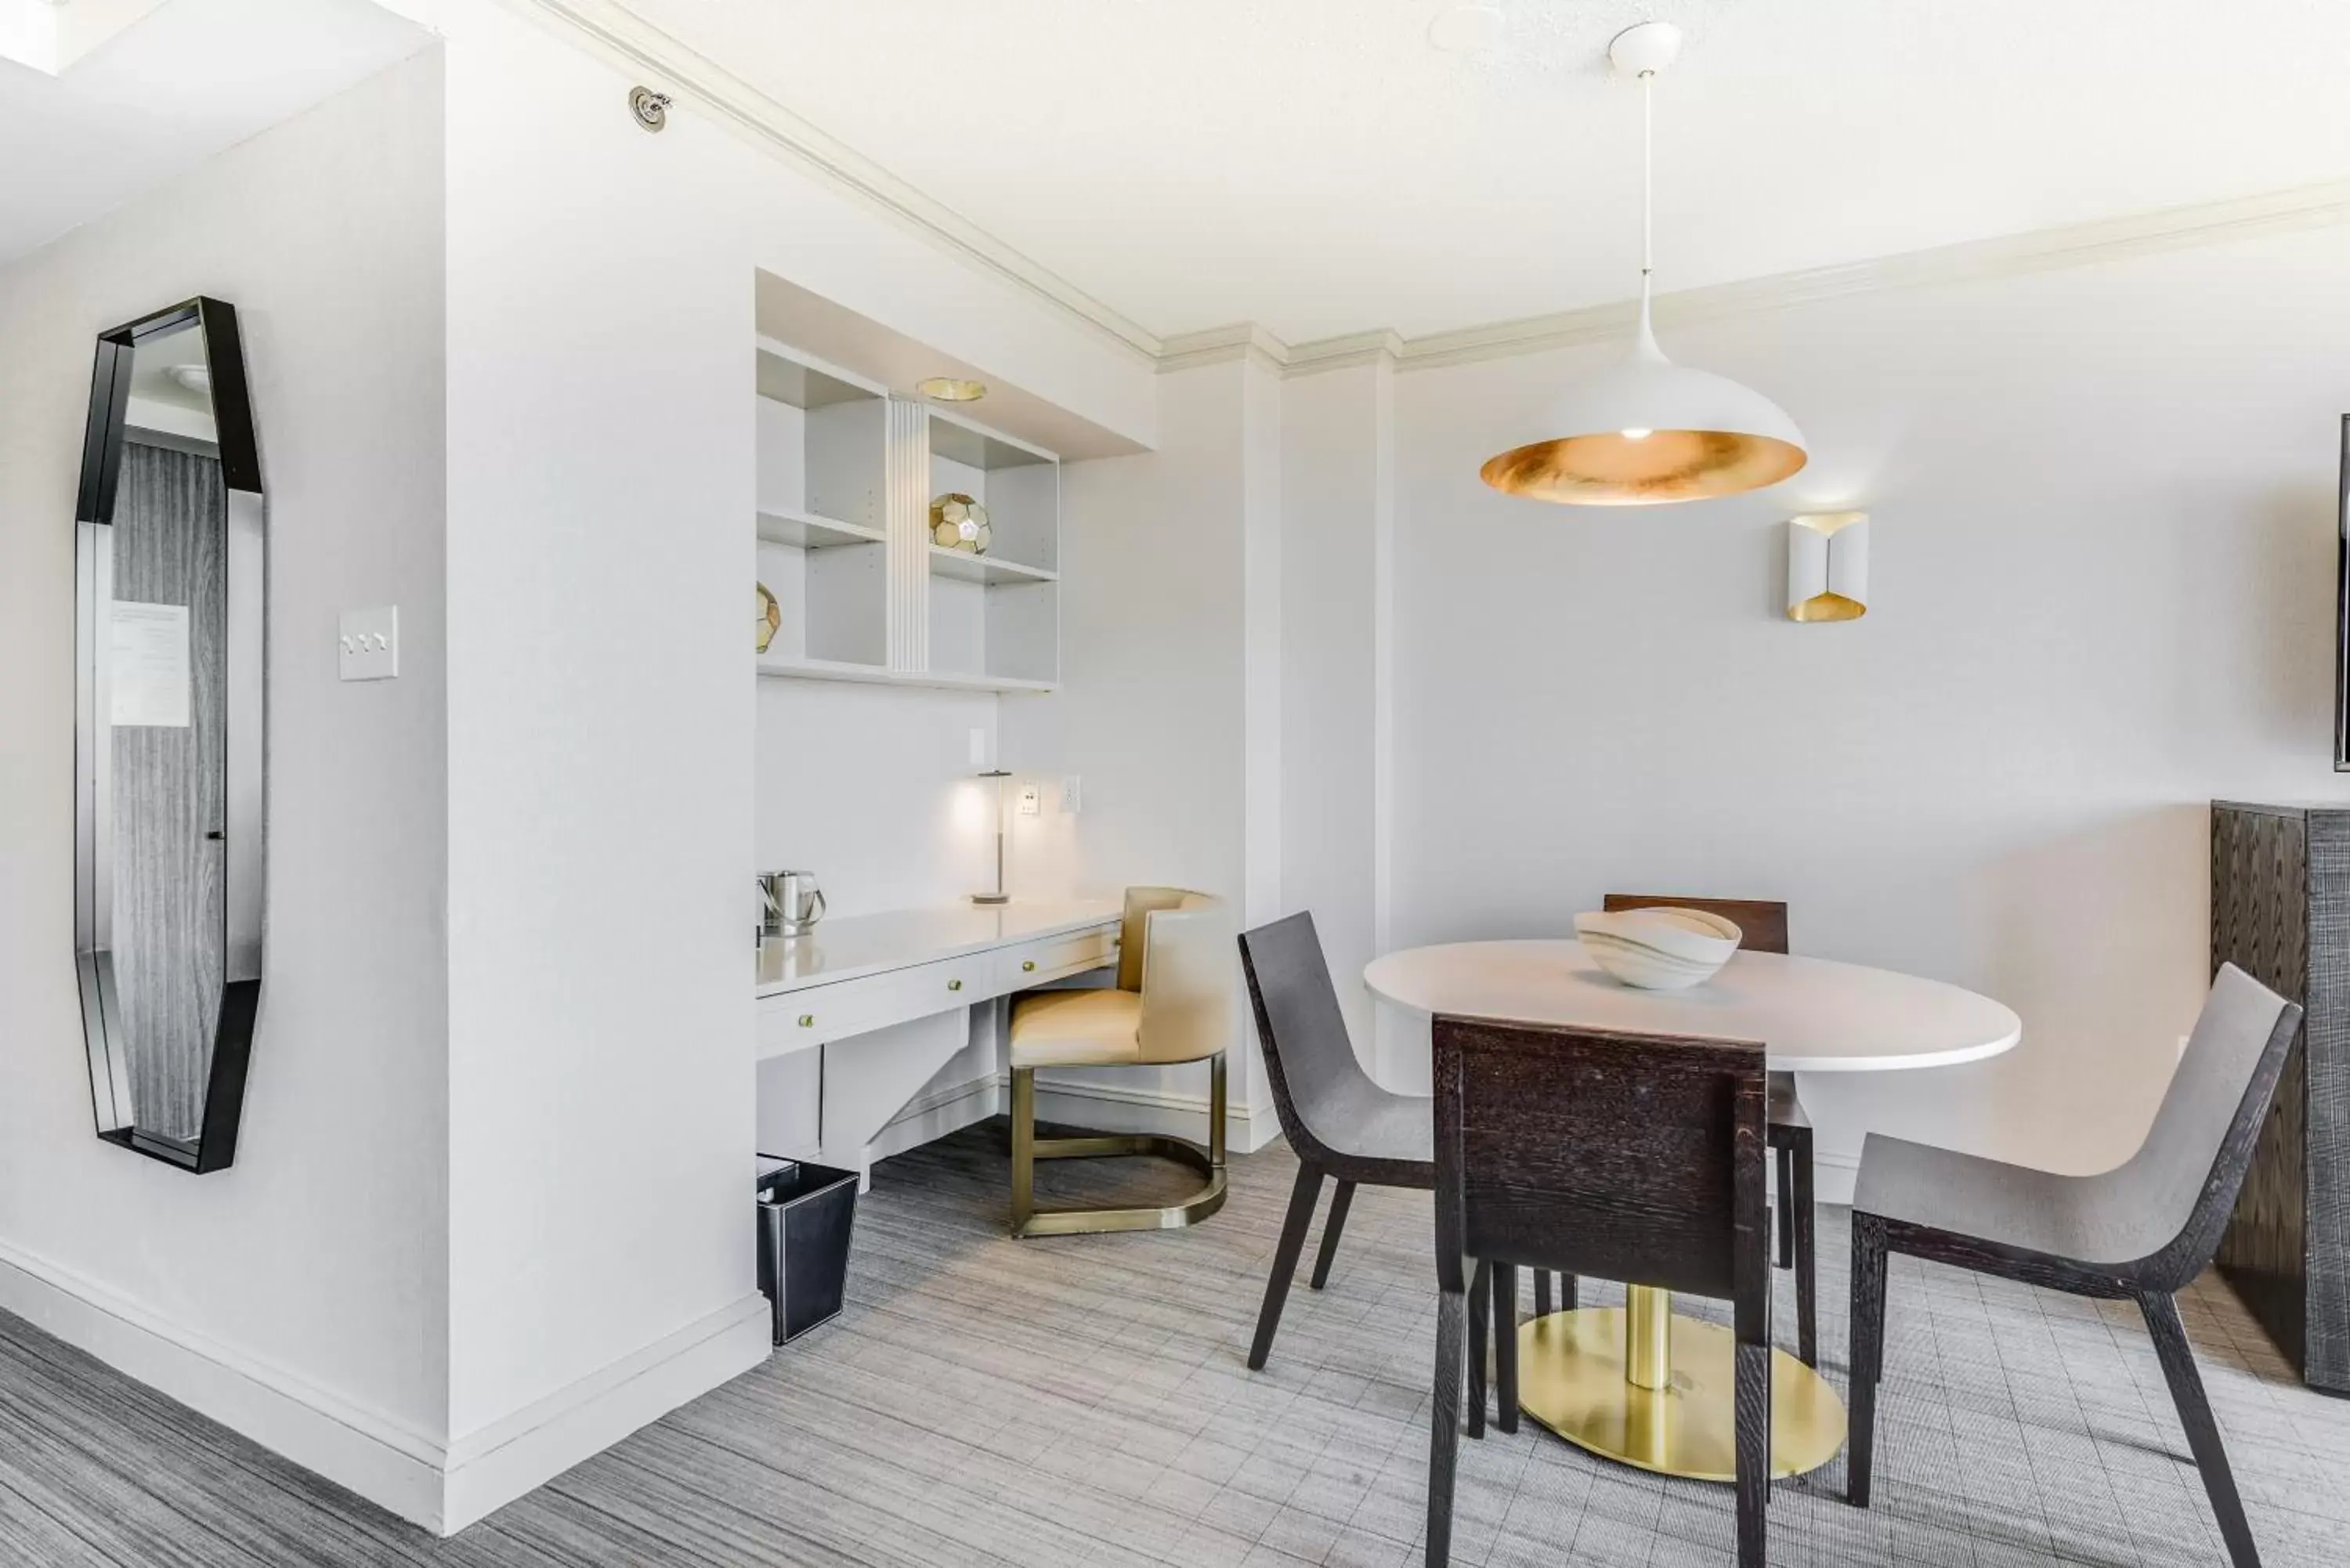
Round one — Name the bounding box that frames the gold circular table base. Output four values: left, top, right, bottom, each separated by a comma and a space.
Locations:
1516, 1308, 1847, 1482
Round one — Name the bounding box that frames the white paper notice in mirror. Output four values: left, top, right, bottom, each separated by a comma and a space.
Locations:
110, 601, 191, 728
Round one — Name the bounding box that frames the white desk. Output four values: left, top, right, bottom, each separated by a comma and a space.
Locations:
754, 898, 1123, 1177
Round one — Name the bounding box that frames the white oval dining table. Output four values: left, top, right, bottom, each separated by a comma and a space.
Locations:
1363, 939, 2023, 1484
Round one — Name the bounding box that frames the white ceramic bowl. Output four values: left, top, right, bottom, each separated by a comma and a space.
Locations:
1573, 908, 1743, 990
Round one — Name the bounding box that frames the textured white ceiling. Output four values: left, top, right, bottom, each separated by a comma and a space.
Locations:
0, 0, 432, 267
622, 0, 2350, 344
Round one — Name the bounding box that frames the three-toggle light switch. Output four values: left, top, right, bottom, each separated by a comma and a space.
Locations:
338, 606, 399, 681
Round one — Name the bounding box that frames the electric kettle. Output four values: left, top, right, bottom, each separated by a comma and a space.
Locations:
758, 870, 826, 938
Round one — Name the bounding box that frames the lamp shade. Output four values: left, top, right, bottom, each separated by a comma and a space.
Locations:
1481, 331, 1807, 506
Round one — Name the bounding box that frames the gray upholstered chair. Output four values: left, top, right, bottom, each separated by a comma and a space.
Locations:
1848, 963, 2301, 1568
1238, 912, 1436, 1369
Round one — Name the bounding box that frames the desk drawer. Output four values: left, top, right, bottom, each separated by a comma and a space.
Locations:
997, 926, 1119, 992
758, 953, 989, 1057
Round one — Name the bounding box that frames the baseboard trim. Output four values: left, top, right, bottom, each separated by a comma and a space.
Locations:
1813, 1150, 1859, 1208
1032, 1072, 1280, 1154
0, 1234, 446, 1529
440, 1292, 770, 1534
865, 1072, 1005, 1165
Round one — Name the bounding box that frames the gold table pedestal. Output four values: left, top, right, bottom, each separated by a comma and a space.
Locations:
1514, 1289, 1847, 1483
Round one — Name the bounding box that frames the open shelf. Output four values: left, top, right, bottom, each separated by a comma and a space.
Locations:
927, 406, 1059, 577
927, 546, 1057, 585
757, 340, 889, 670
756, 653, 1054, 695
759, 507, 886, 550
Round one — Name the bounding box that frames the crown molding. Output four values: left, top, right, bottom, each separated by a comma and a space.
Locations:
1354, 177, 2350, 374
507, 3, 2350, 388
515, 0, 1162, 365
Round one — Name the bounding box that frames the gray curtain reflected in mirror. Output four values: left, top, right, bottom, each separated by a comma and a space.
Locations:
75, 298, 264, 1172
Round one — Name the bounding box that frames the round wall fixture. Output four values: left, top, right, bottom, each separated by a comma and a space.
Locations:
1429, 5, 1504, 53
916, 377, 987, 403
166, 363, 211, 395
629, 85, 671, 132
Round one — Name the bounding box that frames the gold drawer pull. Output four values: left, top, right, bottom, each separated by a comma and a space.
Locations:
797, 1013, 815, 1028
947, 978, 963, 992
1021, 959, 1036, 972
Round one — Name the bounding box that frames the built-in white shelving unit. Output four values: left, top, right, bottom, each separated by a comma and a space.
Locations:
752, 336, 1062, 694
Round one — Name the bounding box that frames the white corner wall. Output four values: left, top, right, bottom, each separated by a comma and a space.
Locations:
1002, 357, 1279, 1143
0, 49, 454, 1516
1374, 222, 2350, 1192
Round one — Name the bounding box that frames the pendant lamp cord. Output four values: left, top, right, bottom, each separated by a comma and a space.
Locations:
1639, 67, 1655, 328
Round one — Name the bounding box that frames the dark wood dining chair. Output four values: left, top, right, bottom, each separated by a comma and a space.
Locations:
1583, 893, 1814, 1367
1238, 913, 1437, 1369
1847, 963, 2299, 1568
1430, 1013, 1773, 1568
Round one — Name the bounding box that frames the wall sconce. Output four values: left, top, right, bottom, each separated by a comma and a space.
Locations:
1788, 511, 1868, 622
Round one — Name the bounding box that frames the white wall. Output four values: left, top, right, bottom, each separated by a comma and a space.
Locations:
0, 46, 452, 1506
1376, 223, 2350, 1188
1003, 358, 1275, 1140
1278, 362, 1393, 1066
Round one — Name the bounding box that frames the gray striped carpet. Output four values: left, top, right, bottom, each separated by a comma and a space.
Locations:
2, 1120, 2345, 1566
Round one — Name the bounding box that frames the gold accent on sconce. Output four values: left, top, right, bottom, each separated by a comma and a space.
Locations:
1788, 511, 1869, 623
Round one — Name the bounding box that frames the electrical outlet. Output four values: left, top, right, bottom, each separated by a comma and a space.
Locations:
338, 606, 399, 681
1018, 784, 1040, 817
1061, 775, 1083, 815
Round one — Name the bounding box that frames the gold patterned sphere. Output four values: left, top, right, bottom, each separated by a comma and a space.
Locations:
930, 493, 992, 554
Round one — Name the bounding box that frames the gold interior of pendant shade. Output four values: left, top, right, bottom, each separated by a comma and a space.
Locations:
1789, 592, 1866, 623
1480, 428, 1810, 506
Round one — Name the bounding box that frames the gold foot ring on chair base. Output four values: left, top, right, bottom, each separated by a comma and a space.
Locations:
1013, 1133, 1229, 1237
1515, 1307, 1846, 1481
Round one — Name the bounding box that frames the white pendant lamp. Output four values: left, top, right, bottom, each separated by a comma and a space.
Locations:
1481, 21, 1806, 506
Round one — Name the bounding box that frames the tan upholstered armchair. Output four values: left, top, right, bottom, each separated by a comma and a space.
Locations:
1006, 887, 1233, 1237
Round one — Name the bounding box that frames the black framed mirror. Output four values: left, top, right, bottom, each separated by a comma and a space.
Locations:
74, 297, 265, 1172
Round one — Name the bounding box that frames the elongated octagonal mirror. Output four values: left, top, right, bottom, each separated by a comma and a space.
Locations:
75, 296, 265, 1172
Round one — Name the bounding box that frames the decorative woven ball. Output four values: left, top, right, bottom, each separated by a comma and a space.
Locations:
930, 493, 992, 554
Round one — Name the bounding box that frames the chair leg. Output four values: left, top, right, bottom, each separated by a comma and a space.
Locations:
1734, 1336, 1771, 1568
1560, 1272, 1577, 1312
1467, 1260, 1490, 1440
1248, 1162, 1325, 1371
1775, 1142, 1796, 1270
2140, 1291, 2262, 1568
1847, 1213, 1889, 1508
1792, 1136, 1817, 1369
1493, 1262, 1519, 1434
1009, 1066, 1036, 1236
1426, 1281, 1466, 1568
1311, 1180, 1356, 1291
1533, 1270, 1551, 1317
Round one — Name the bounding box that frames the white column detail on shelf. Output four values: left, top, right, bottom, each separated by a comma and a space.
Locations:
884, 396, 932, 676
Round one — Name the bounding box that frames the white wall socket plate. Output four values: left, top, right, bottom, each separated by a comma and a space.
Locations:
339, 606, 399, 681
1017, 784, 1040, 816
1061, 775, 1083, 815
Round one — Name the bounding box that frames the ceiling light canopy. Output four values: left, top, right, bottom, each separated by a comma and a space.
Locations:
916, 376, 986, 403
1481, 21, 1806, 507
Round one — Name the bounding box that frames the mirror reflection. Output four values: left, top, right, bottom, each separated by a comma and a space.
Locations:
76, 298, 264, 1172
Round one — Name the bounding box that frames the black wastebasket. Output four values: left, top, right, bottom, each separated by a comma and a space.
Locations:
755, 1157, 859, 1344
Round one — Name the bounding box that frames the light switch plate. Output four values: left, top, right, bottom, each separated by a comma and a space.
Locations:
1061, 775, 1083, 815
339, 606, 399, 681
1018, 784, 1040, 817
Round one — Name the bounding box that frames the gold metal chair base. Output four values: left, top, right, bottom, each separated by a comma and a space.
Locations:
1515, 1306, 1847, 1482
1009, 1057, 1227, 1237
